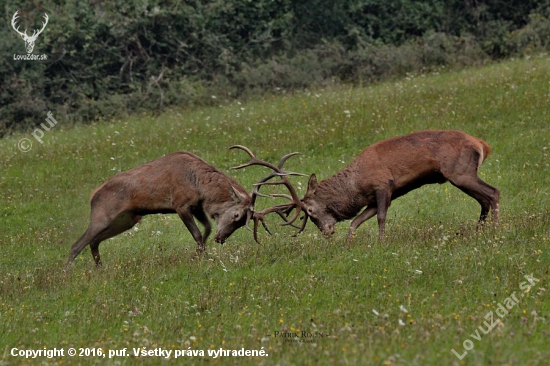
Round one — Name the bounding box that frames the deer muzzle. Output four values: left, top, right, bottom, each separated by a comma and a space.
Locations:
322, 226, 335, 238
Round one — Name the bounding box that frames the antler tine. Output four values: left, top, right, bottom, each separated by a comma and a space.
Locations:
267, 193, 293, 201
252, 179, 305, 228
252, 216, 270, 243
249, 202, 297, 243
252, 171, 307, 179
252, 194, 301, 227
229, 145, 278, 172
243, 210, 253, 232
276, 152, 307, 179
253, 190, 271, 198
253, 179, 302, 206
228, 145, 256, 170
291, 214, 309, 237
249, 170, 280, 210
275, 212, 302, 229
277, 152, 300, 169
229, 144, 255, 159
283, 171, 308, 177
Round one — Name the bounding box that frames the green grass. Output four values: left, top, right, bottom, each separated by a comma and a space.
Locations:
1, 55, 549, 365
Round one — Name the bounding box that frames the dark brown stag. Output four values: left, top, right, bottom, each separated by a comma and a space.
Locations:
301, 130, 500, 241
64, 152, 252, 270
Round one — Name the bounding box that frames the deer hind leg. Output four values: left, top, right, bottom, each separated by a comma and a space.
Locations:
450, 176, 500, 226
64, 211, 140, 271
348, 206, 377, 245
176, 208, 206, 253
65, 229, 98, 271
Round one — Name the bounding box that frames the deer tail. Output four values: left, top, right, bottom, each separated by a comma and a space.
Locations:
473, 137, 492, 171
478, 138, 492, 163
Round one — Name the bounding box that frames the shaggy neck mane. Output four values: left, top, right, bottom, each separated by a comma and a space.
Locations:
315, 164, 362, 221
184, 154, 249, 209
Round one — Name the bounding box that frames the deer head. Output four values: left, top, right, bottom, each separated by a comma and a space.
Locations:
12, 11, 49, 54
302, 173, 338, 238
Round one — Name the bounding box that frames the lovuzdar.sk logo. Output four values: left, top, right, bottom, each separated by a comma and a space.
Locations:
11, 10, 48, 55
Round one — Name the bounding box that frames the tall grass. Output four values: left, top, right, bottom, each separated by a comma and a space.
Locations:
0, 55, 549, 365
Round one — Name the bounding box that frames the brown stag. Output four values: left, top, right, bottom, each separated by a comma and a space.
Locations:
301, 130, 500, 241
64, 148, 305, 270
64, 152, 252, 270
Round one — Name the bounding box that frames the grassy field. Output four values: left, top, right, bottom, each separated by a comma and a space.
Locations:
1, 55, 549, 365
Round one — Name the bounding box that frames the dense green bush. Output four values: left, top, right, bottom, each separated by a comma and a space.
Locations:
1, 0, 548, 135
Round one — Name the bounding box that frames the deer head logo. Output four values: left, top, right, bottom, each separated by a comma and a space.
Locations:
11, 11, 49, 54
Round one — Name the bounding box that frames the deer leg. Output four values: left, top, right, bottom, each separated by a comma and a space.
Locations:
89, 241, 102, 267
348, 206, 377, 245
450, 176, 500, 226
177, 208, 206, 253
64, 212, 139, 271
90, 212, 141, 266
65, 228, 98, 271
193, 209, 212, 243
375, 190, 391, 238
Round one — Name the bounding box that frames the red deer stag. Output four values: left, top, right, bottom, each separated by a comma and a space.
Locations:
301, 130, 500, 241
64, 152, 252, 270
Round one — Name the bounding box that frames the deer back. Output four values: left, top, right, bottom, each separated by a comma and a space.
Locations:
90, 152, 250, 216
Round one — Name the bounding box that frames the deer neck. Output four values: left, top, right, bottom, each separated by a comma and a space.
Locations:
317, 167, 364, 221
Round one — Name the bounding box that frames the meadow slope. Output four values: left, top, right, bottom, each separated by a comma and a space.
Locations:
1, 55, 549, 365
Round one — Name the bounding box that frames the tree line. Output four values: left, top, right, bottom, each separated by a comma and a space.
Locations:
1, 0, 548, 135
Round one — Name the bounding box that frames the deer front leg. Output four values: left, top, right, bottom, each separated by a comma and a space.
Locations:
177, 208, 206, 253
375, 190, 391, 239
348, 206, 377, 245
193, 209, 212, 244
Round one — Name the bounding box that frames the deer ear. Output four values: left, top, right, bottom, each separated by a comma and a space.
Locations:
229, 184, 247, 203
306, 174, 318, 196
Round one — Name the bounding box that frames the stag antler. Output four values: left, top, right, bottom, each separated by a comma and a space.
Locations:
230, 145, 309, 242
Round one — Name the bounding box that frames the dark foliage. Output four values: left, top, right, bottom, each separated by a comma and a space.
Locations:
1, 0, 549, 135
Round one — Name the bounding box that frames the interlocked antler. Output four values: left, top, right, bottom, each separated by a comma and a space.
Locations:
230, 145, 309, 242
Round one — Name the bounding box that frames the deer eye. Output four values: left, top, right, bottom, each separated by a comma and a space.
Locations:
233, 212, 240, 220
307, 207, 314, 215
